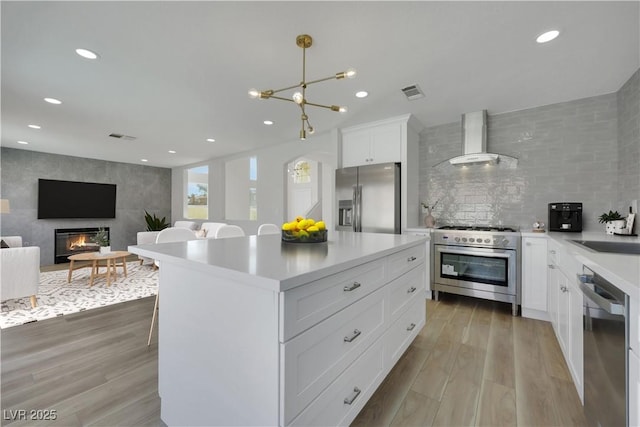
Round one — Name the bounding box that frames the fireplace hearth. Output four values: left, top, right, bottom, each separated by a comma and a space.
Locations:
54, 227, 110, 264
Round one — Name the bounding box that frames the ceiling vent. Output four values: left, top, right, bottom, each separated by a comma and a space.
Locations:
401, 84, 425, 100
108, 133, 137, 141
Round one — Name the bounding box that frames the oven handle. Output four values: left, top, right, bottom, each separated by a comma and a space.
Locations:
435, 246, 514, 259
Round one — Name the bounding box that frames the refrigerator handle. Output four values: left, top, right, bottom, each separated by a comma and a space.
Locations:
351, 185, 358, 232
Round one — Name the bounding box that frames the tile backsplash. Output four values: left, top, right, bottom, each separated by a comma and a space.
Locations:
419, 89, 630, 232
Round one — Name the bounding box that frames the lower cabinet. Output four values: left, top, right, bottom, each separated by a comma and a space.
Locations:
547, 242, 583, 402
630, 349, 640, 427
281, 247, 426, 426
522, 236, 548, 320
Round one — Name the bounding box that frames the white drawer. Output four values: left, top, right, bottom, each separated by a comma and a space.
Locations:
386, 244, 425, 280
288, 337, 386, 427
384, 297, 425, 367
387, 264, 425, 324
281, 286, 387, 424
280, 259, 386, 341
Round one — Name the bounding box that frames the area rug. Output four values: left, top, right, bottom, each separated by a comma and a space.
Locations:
0, 261, 158, 329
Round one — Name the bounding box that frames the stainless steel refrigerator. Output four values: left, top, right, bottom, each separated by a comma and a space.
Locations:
335, 162, 401, 234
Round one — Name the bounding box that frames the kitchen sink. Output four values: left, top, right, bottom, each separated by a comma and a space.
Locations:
571, 240, 640, 255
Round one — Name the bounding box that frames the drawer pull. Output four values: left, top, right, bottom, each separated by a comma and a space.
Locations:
550, 250, 556, 254
561, 286, 568, 293
344, 329, 361, 343
343, 387, 361, 405
407, 286, 417, 294
548, 264, 555, 269
343, 282, 361, 292
406, 323, 416, 331
407, 256, 417, 262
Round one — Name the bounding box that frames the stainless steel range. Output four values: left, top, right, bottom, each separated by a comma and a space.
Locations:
433, 225, 521, 316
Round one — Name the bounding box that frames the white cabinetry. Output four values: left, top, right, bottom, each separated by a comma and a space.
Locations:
630, 298, 640, 427
547, 238, 583, 402
143, 236, 427, 427
403, 228, 431, 299
521, 236, 548, 320
341, 121, 402, 167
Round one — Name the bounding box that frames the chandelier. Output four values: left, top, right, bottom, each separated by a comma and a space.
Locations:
248, 34, 356, 140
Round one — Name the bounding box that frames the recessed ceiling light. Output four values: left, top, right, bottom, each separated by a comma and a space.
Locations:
28, 124, 41, 129
17, 140, 29, 145
536, 30, 560, 44
141, 159, 148, 162
75, 48, 99, 60
168, 150, 176, 154
263, 120, 274, 125
44, 97, 62, 105
206, 138, 215, 142
355, 91, 368, 98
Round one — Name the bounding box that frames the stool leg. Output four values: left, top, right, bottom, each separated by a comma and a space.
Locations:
148, 292, 159, 346
68, 260, 74, 283
30, 295, 37, 308
122, 256, 128, 277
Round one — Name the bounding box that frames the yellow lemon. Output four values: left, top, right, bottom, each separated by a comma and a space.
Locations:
298, 219, 309, 230
289, 221, 299, 231
295, 216, 304, 222
306, 218, 315, 226
307, 225, 319, 232
298, 230, 309, 238
282, 223, 292, 231
315, 221, 326, 230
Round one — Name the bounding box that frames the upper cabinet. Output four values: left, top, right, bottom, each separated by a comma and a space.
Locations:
341, 121, 403, 167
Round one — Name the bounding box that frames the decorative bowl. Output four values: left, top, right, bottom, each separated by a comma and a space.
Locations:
281, 229, 327, 243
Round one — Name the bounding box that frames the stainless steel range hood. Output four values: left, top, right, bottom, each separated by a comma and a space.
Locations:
448, 110, 512, 166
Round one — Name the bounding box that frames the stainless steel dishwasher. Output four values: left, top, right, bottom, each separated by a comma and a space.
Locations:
578, 266, 628, 427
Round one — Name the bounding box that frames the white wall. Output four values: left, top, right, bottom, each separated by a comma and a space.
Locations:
172, 130, 338, 235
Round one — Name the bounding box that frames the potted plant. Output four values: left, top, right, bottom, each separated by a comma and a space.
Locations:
144, 211, 169, 231
598, 210, 626, 235
93, 227, 111, 254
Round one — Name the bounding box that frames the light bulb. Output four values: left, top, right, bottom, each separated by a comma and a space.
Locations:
308, 126, 315, 134
292, 92, 304, 104
300, 129, 306, 140
536, 30, 560, 44
338, 106, 348, 113
248, 89, 260, 99
345, 68, 357, 79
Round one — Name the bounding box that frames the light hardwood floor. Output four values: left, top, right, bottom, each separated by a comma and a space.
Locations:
1, 292, 586, 426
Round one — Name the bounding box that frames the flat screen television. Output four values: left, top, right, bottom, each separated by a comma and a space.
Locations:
38, 179, 117, 219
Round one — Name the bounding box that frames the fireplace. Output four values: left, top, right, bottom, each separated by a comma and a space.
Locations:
54, 227, 110, 264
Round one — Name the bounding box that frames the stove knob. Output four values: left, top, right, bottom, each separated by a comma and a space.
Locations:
461, 237, 467, 242
484, 238, 490, 243
469, 238, 475, 242
454, 237, 461, 242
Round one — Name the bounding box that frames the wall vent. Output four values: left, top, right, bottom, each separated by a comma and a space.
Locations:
109, 133, 137, 141
401, 84, 425, 100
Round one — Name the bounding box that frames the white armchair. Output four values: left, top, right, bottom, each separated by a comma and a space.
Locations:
0, 236, 40, 308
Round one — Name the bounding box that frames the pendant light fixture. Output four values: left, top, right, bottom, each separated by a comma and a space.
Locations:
248, 34, 356, 140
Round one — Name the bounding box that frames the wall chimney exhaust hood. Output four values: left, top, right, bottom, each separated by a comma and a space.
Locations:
448, 110, 517, 166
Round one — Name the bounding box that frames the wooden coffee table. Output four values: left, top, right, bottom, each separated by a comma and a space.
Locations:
67, 251, 130, 287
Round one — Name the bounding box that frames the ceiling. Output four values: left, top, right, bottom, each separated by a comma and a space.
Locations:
2, 1, 638, 169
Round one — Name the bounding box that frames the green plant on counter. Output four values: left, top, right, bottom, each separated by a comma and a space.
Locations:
92, 228, 110, 247
144, 211, 169, 231
598, 210, 624, 223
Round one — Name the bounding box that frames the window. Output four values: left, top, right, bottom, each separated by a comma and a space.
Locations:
225, 156, 258, 220
185, 165, 208, 219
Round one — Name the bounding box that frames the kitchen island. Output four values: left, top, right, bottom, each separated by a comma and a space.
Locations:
129, 231, 427, 426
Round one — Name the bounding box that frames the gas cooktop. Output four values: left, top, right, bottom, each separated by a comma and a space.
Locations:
437, 225, 519, 233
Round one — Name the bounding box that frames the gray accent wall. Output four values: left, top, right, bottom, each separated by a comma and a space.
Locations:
0, 148, 171, 265
419, 92, 622, 232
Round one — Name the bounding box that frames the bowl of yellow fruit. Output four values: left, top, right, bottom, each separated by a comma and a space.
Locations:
281, 216, 327, 243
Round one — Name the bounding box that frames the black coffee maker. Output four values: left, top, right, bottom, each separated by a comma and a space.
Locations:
548, 202, 583, 232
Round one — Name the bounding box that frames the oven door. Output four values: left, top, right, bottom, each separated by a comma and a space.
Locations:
434, 245, 517, 296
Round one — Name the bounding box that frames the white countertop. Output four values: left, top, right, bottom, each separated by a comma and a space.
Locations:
524, 230, 640, 298
128, 231, 427, 292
